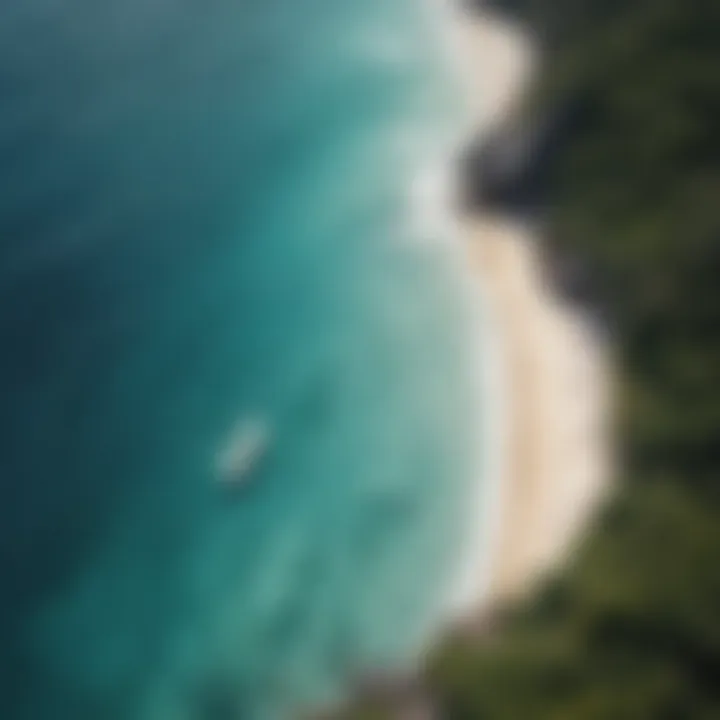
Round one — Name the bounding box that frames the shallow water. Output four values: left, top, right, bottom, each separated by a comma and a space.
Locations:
0, 1, 489, 717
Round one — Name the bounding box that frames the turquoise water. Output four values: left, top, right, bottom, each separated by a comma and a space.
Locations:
0, 0, 488, 717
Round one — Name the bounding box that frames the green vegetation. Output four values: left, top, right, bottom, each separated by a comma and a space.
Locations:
425, 0, 720, 716
340, 0, 720, 716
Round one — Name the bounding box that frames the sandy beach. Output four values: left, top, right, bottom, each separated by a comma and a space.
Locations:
451, 4, 613, 611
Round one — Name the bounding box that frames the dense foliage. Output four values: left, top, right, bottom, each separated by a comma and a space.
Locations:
339, 0, 720, 717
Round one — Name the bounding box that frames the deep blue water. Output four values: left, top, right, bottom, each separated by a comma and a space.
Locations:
0, 1, 488, 717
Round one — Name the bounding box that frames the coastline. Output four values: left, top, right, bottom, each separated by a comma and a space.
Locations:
447, 3, 613, 616
330, 0, 720, 715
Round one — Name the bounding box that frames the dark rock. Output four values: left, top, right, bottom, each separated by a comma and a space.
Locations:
460, 99, 585, 215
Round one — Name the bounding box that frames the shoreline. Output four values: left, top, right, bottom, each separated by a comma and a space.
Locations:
309, 6, 613, 715
446, 2, 613, 617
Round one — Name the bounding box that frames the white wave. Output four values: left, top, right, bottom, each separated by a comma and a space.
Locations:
405, 152, 461, 247
443, 272, 509, 618
396, 0, 513, 625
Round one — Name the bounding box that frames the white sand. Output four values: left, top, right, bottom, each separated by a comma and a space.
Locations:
448, 5, 614, 611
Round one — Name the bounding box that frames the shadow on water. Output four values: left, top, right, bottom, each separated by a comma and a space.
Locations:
191, 674, 250, 720
0, 258, 170, 717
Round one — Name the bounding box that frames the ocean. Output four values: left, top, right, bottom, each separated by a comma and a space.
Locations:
0, 0, 491, 717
